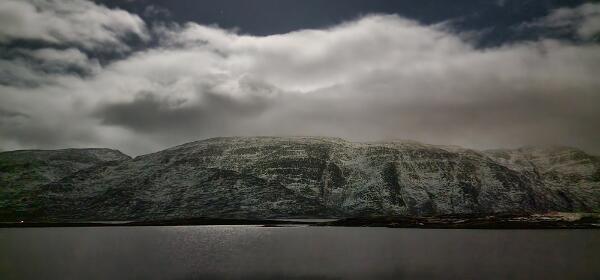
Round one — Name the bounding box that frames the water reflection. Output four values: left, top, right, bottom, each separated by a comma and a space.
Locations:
1, 226, 598, 279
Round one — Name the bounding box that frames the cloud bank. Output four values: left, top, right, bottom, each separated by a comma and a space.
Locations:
1, 1, 600, 155
0, 0, 148, 48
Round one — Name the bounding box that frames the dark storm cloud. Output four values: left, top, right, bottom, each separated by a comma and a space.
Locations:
95, 90, 271, 134
1, 0, 600, 156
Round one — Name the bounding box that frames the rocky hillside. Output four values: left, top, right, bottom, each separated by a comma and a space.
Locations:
0, 149, 130, 220
1, 137, 599, 222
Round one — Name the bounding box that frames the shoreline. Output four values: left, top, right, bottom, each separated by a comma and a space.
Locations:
2, 213, 599, 229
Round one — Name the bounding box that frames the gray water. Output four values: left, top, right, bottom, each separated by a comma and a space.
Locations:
1, 226, 598, 279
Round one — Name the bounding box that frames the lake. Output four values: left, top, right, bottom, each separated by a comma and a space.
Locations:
1, 226, 598, 279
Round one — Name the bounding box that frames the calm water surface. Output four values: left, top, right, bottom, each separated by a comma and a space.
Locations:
1, 226, 598, 279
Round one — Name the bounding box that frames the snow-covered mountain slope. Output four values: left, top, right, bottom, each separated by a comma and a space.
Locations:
1, 137, 598, 221
0, 148, 131, 220
485, 146, 600, 213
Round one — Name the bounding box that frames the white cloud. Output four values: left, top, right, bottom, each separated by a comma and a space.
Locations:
1, 2, 600, 156
0, 0, 148, 49
21, 48, 100, 72
143, 5, 171, 18
157, 16, 471, 93
525, 3, 600, 39
0, 47, 100, 87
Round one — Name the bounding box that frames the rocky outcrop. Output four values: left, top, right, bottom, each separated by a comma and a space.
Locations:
1, 137, 598, 221
484, 146, 600, 212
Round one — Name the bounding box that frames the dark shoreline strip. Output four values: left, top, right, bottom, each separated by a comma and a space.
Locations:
1, 216, 599, 229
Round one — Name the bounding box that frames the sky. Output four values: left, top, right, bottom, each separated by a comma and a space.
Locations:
1, 0, 600, 156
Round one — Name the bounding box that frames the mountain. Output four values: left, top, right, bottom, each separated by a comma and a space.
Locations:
0, 148, 131, 220
1, 137, 599, 222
